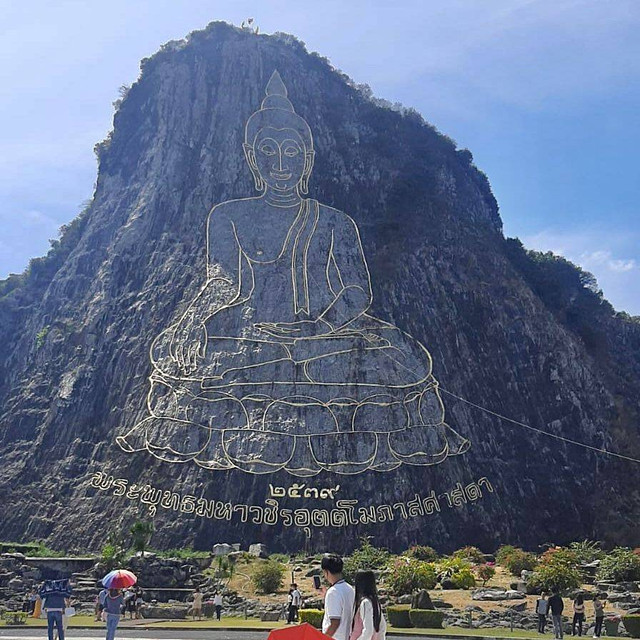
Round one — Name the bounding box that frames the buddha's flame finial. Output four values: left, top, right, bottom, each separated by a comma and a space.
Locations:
266, 70, 288, 97
261, 70, 295, 112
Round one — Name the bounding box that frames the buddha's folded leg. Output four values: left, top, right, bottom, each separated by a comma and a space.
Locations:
201, 337, 291, 380
300, 328, 432, 387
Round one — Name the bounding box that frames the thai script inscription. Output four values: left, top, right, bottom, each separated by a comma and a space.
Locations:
87, 472, 494, 534
269, 483, 340, 499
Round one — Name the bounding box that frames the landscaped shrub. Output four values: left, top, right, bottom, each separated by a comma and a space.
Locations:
528, 547, 581, 592
251, 560, 286, 593
623, 616, 640, 638
343, 538, 390, 582
570, 540, 604, 564
496, 545, 517, 565
475, 564, 496, 586
299, 609, 323, 628
269, 553, 290, 564
404, 545, 439, 562
409, 609, 445, 628
453, 546, 485, 564
437, 556, 477, 589
450, 567, 476, 589
503, 549, 538, 576
387, 557, 437, 595
387, 605, 413, 628
597, 548, 640, 583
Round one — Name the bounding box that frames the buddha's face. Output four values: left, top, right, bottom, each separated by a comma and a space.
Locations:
251, 127, 309, 192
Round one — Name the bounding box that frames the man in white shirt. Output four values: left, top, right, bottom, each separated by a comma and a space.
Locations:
213, 592, 223, 621
319, 554, 355, 640
287, 583, 302, 624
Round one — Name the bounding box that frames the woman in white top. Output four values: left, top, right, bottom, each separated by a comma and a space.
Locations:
350, 570, 387, 640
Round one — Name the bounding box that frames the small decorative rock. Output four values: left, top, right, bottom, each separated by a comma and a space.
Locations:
212, 543, 233, 556
411, 590, 434, 610
249, 544, 268, 558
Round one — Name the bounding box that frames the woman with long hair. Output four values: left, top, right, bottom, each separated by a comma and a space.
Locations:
572, 594, 585, 636
350, 570, 387, 640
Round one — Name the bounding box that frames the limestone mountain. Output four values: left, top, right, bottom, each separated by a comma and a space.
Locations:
0, 22, 638, 553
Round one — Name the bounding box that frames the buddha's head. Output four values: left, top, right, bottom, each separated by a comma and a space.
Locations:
244, 71, 315, 195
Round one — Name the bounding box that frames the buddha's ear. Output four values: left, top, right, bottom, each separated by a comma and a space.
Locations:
243, 143, 265, 192
300, 150, 315, 195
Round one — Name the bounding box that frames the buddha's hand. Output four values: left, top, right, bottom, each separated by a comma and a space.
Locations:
170, 320, 207, 373
255, 319, 333, 340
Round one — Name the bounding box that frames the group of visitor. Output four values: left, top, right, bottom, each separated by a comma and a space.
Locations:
94, 586, 143, 622
32, 563, 617, 640
536, 590, 607, 638
190, 587, 223, 621
318, 553, 387, 640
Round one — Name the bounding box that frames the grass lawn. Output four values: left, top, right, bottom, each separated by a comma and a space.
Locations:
0, 615, 288, 630
0, 615, 560, 639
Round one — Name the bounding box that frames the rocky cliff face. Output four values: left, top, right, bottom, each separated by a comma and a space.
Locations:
1, 22, 638, 553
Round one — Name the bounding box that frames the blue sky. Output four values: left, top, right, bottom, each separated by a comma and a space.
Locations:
1, 0, 639, 314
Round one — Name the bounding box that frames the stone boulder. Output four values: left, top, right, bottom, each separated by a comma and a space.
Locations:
8, 577, 25, 590
212, 544, 233, 556
432, 599, 454, 609
472, 588, 525, 601
249, 544, 268, 558
141, 605, 188, 619
411, 590, 434, 610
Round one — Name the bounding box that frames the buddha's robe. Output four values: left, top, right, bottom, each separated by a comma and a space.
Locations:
153, 198, 431, 393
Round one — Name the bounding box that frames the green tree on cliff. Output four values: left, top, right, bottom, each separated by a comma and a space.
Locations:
130, 521, 154, 557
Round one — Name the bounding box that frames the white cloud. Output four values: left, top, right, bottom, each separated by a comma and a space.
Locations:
580, 250, 637, 273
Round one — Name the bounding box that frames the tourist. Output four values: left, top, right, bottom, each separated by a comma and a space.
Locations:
22, 591, 32, 613
192, 587, 203, 620
287, 583, 302, 624
536, 592, 549, 633
318, 553, 355, 640
103, 588, 124, 640
548, 587, 565, 640
592, 594, 605, 638
94, 590, 104, 622
135, 588, 145, 619
213, 591, 223, 621
98, 587, 109, 621
54, 598, 74, 640
124, 588, 136, 620
350, 570, 387, 640
41, 585, 68, 640
29, 590, 38, 614
572, 594, 585, 636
